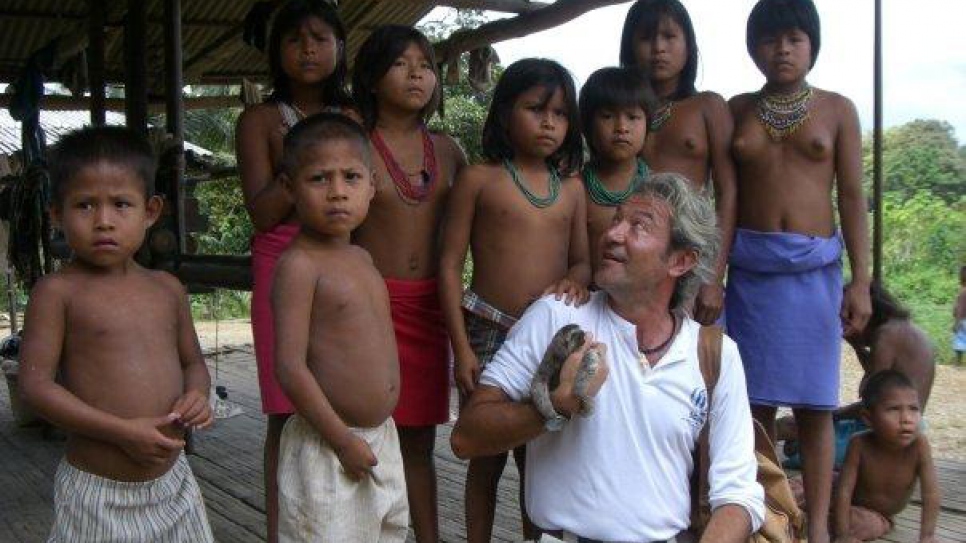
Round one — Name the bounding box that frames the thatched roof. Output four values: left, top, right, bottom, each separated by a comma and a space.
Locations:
0, 0, 439, 86
0, 0, 626, 90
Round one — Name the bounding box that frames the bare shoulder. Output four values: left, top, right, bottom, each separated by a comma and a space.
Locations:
430, 131, 461, 154
431, 132, 468, 165
237, 102, 278, 131
728, 92, 757, 116
852, 430, 874, 453
878, 319, 929, 346
693, 92, 731, 124
561, 172, 585, 197
351, 244, 375, 266
145, 269, 188, 298
813, 88, 858, 117
27, 271, 74, 303
276, 245, 319, 276
456, 163, 498, 190
694, 91, 728, 110
916, 433, 933, 459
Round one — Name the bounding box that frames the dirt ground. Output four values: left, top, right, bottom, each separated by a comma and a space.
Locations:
6, 314, 964, 460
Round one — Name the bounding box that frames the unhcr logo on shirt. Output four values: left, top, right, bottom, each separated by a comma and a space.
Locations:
686, 387, 708, 430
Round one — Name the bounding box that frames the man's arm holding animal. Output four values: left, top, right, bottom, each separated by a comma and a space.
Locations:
451, 338, 607, 458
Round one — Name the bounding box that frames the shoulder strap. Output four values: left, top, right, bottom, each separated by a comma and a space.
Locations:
277, 102, 302, 131
691, 325, 723, 531
698, 325, 723, 396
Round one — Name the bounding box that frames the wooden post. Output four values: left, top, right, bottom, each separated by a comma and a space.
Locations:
872, 0, 883, 286
87, 0, 106, 126
164, 0, 188, 255
123, 0, 148, 136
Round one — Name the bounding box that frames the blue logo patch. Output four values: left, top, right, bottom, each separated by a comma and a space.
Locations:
687, 387, 708, 430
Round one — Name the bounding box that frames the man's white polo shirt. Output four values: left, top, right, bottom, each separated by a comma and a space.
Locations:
480, 292, 764, 542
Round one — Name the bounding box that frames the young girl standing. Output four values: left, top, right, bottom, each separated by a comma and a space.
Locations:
350, 25, 466, 543
727, 1, 871, 541
620, 0, 737, 325
440, 58, 590, 543
234, 1, 353, 541
578, 66, 655, 272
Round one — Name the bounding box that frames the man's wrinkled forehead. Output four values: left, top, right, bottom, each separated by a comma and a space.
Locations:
622, 193, 672, 220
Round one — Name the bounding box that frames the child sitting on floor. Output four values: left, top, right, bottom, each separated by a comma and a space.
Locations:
272, 113, 408, 542
19, 126, 215, 542
781, 284, 935, 467
832, 370, 940, 543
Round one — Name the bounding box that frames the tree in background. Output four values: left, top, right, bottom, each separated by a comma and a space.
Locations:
421, 9, 494, 163
861, 119, 966, 362
863, 119, 966, 202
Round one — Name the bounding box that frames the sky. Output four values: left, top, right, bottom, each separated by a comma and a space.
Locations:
423, 0, 966, 141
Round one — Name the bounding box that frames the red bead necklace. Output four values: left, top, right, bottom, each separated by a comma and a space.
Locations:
370, 125, 438, 204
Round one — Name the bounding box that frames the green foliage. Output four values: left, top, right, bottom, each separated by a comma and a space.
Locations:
429, 93, 489, 164
875, 192, 965, 364
181, 97, 252, 319
421, 9, 496, 163
879, 193, 965, 303
863, 119, 966, 202
193, 177, 252, 256
189, 290, 251, 322
859, 120, 966, 363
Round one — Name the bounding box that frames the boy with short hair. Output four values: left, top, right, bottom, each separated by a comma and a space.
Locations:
19, 125, 215, 542
577, 66, 655, 273
833, 370, 940, 543
272, 113, 409, 542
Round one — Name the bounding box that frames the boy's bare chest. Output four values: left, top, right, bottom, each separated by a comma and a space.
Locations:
314, 260, 389, 317
860, 446, 919, 493
67, 285, 178, 340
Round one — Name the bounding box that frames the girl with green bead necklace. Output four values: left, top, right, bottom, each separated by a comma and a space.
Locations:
438, 57, 590, 543
578, 67, 656, 275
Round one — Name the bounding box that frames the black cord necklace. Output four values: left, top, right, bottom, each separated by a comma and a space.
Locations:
639, 312, 678, 356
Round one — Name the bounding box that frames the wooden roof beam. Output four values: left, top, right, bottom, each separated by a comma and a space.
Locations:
0, 94, 240, 113
435, 1, 550, 14
434, 0, 628, 66
182, 0, 284, 83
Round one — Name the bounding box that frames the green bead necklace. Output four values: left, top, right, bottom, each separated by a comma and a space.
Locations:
583, 158, 649, 207
503, 159, 561, 208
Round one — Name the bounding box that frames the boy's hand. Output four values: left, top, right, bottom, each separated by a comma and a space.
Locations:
120, 414, 186, 466
841, 280, 872, 337
543, 278, 590, 306
170, 390, 213, 430
833, 537, 861, 543
694, 283, 724, 325
454, 352, 481, 399
334, 433, 377, 481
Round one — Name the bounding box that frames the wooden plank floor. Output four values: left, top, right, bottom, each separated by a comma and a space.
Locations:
2, 345, 964, 542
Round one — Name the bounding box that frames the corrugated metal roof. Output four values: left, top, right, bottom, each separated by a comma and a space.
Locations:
0, 108, 211, 156
0, 0, 435, 86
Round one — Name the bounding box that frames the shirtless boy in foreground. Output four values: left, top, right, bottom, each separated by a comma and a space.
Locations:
272, 113, 408, 542
833, 370, 940, 543
19, 126, 214, 542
